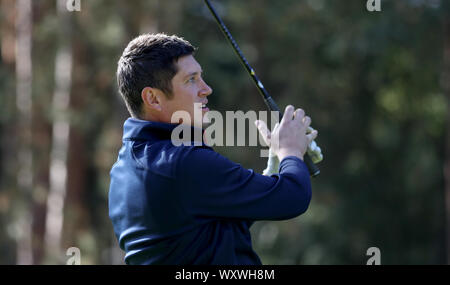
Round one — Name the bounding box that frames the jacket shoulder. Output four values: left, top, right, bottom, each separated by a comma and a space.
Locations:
131, 140, 212, 179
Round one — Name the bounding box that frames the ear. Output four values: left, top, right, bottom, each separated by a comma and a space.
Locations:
141, 87, 162, 112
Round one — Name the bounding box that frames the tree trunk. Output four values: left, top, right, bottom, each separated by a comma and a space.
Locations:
60, 8, 89, 260
0, 0, 20, 265
44, 0, 73, 262
15, 0, 33, 265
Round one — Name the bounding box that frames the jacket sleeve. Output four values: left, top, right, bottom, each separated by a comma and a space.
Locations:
176, 146, 312, 221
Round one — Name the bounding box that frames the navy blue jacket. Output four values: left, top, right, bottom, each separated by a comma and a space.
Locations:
109, 118, 312, 265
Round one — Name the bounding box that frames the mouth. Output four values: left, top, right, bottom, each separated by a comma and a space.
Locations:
200, 102, 209, 111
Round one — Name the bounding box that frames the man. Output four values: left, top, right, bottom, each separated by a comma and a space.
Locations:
109, 33, 318, 265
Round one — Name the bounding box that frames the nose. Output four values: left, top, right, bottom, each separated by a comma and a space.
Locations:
200, 78, 213, 97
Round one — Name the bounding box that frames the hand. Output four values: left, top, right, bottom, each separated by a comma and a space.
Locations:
256, 105, 318, 162
255, 107, 322, 175
276, 105, 318, 161
255, 106, 323, 168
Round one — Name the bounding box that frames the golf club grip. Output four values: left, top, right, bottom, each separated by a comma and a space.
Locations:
204, 0, 320, 177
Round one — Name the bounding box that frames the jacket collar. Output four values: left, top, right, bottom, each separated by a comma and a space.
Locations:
123, 117, 208, 146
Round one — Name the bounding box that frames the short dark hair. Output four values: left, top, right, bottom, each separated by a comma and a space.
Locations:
117, 33, 195, 118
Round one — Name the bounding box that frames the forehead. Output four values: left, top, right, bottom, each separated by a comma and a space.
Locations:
175, 55, 202, 76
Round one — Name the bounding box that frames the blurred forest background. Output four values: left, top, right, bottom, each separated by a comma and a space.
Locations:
0, 0, 449, 265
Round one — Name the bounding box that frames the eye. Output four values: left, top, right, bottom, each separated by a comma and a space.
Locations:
187, 76, 196, 83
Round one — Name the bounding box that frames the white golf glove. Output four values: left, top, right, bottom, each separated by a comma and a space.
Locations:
306, 127, 323, 164
262, 147, 280, 176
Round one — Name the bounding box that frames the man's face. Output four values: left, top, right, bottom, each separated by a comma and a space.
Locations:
158, 55, 212, 126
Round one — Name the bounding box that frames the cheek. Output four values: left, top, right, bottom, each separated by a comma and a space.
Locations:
180, 88, 198, 104
171, 86, 198, 108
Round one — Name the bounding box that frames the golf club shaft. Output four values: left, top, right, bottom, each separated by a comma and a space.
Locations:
204, 0, 320, 177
